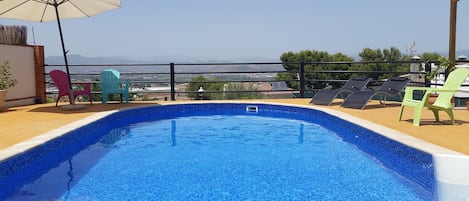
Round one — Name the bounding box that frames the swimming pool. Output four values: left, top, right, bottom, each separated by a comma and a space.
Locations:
0, 103, 436, 200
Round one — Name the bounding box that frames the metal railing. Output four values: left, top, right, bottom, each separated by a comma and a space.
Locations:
44, 60, 453, 102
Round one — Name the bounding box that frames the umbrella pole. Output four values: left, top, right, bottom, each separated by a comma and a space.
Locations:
449, 0, 458, 78
53, 2, 85, 110
53, 2, 75, 105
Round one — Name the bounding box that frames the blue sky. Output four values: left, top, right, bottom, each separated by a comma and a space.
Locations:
1, 0, 469, 60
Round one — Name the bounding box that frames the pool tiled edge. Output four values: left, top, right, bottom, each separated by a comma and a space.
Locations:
306, 104, 463, 156
0, 110, 120, 162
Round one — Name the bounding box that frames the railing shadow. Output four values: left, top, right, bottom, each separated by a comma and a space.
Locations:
27, 102, 158, 114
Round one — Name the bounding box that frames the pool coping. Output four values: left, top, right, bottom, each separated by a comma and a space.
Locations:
0, 101, 462, 162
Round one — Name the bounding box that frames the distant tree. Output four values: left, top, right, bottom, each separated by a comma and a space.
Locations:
278, 50, 354, 89
186, 76, 264, 100
331, 52, 354, 62
186, 76, 225, 99
359, 48, 384, 62
352, 47, 408, 80
279, 47, 431, 90
212, 83, 263, 99
420, 52, 442, 62
383, 47, 402, 61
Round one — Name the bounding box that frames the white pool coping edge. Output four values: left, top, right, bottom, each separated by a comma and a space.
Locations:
0, 110, 119, 162
0, 101, 462, 162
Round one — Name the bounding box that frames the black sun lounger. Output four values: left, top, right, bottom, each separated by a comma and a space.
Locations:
340, 77, 410, 109
310, 77, 372, 105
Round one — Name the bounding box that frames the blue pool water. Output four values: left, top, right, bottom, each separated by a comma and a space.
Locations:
0, 103, 435, 200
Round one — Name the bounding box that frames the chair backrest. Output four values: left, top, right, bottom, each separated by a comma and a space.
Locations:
49, 70, 70, 93
434, 68, 469, 107
378, 77, 410, 94
100, 69, 121, 91
342, 77, 371, 91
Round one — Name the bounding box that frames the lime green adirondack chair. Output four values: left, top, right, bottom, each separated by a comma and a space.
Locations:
100, 69, 130, 104
399, 67, 469, 126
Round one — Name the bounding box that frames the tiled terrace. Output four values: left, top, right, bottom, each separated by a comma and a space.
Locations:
1, 99, 468, 158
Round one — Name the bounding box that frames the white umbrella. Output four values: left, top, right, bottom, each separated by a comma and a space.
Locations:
0, 0, 121, 104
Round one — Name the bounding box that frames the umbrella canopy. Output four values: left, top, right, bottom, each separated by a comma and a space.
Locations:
0, 0, 121, 22
0, 0, 121, 105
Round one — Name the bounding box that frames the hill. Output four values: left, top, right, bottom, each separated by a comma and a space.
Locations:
45, 55, 285, 73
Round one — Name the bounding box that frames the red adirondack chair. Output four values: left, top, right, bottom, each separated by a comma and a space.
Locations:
49, 70, 93, 106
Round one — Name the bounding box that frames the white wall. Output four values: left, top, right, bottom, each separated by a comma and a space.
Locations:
0, 44, 36, 107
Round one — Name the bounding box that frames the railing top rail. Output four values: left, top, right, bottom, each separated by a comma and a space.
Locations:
44, 60, 430, 67
172, 62, 283, 65
45, 63, 170, 67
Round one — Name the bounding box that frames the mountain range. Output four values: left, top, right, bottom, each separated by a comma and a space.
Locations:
46, 48, 469, 65
45, 49, 469, 73
45, 55, 285, 73
45, 54, 281, 65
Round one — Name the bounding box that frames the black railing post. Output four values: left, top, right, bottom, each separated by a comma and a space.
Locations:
170, 63, 176, 101
424, 62, 431, 87
299, 62, 305, 98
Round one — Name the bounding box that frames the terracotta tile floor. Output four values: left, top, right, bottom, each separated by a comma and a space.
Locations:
1, 99, 469, 155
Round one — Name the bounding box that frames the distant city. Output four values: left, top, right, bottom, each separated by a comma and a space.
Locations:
44, 54, 290, 101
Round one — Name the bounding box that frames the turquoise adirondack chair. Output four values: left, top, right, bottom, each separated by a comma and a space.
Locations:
100, 69, 130, 104
399, 67, 469, 126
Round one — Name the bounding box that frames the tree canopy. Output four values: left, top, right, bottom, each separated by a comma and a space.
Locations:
277, 47, 441, 90
185, 76, 262, 100
278, 50, 354, 89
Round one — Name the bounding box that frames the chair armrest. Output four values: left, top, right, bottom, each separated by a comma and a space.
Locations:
71, 82, 91, 91
404, 86, 459, 101
405, 86, 459, 93
123, 80, 130, 90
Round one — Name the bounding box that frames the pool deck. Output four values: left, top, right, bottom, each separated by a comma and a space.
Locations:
1, 99, 469, 158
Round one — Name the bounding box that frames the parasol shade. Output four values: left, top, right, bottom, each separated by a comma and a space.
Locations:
0, 0, 121, 22
0, 0, 121, 105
